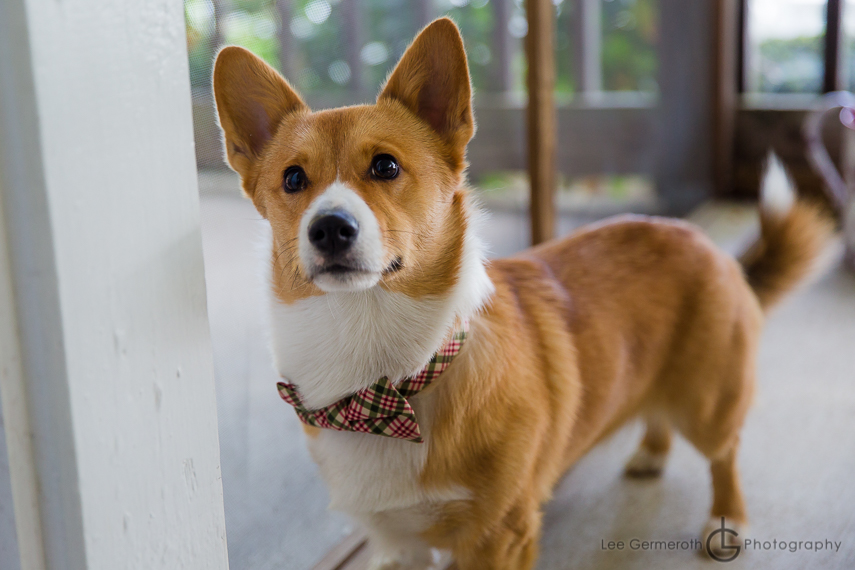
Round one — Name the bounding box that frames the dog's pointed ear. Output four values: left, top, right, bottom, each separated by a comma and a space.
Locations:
213, 46, 306, 179
378, 18, 474, 157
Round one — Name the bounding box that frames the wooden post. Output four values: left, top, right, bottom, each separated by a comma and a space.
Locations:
526, 0, 557, 245
736, 0, 748, 93
712, 0, 739, 197
824, 0, 844, 93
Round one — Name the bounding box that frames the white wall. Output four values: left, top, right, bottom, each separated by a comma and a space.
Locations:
0, 0, 230, 568
0, 173, 37, 570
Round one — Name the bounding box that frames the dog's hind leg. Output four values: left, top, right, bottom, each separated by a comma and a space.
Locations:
699, 442, 748, 559
707, 443, 747, 524
671, 357, 753, 557
624, 415, 672, 478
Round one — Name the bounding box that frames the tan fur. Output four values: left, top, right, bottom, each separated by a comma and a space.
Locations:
214, 32, 470, 305
740, 200, 833, 309
213, 19, 832, 570
420, 218, 765, 565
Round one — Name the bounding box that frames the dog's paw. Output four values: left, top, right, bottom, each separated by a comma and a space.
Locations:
623, 447, 667, 478
367, 549, 440, 570
700, 517, 748, 561
367, 556, 404, 570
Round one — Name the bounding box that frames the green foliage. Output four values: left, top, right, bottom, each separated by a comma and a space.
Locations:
555, 0, 658, 94
438, 2, 496, 94
186, 0, 280, 89
186, 0, 501, 96
185, 0, 660, 97
601, 0, 658, 92
755, 35, 822, 93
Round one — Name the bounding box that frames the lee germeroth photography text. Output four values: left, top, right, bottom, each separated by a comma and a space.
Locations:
744, 538, 842, 553
601, 529, 843, 563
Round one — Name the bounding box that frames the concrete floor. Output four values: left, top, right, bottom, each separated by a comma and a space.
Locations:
200, 190, 855, 570
201, 194, 348, 570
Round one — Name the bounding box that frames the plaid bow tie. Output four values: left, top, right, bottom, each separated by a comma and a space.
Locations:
277, 322, 468, 443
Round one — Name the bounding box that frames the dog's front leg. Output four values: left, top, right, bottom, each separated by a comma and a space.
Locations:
452, 502, 542, 570
361, 513, 442, 570
367, 547, 437, 570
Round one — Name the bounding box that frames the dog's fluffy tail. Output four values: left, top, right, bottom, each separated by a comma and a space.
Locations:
739, 152, 833, 310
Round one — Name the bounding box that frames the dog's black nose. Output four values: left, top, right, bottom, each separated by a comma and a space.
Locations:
308, 211, 359, 256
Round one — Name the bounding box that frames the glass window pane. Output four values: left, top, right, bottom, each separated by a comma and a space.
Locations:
746, 0, 827, 93
844, 0, 855, 91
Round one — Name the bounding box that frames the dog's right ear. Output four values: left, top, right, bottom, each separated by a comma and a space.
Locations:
213, 46, 306, 180
378, 18, 474, 168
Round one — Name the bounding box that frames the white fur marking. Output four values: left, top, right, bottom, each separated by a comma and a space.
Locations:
624, 446, 667, 476
760, 151, 795, 219
299, 182, 385, 292
269, 194, 494, 516
274, 203, 494, 411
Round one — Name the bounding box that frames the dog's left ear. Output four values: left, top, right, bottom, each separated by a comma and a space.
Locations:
379, 18, 474, 159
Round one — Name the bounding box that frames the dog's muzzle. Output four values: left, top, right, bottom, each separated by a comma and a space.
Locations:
308, 210, 359, 260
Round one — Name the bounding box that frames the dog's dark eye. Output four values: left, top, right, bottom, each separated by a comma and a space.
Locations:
283, 166, 308, 193
371, 154, 399, 180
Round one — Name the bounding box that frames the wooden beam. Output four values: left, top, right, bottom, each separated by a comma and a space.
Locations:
191, 94, 659, 176
311, 530, 368, 570
712, 0, 739, 196
526, 0, 557, 245
824, 0, 844, 92
736, 0, 748, 93
312, 530, 457, 570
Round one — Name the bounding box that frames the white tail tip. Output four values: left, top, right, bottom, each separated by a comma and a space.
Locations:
760, 151, 796, 219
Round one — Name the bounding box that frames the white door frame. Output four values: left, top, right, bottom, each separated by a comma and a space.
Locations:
0, 1, 230, 568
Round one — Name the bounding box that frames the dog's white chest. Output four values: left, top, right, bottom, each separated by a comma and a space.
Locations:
305, 396, 469, 515
263, 208, 492, 516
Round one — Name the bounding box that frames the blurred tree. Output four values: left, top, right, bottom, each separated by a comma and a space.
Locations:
756, 35, 823, 93
600, 0, 658, 92
186, 0, 499, 96
186, 0, 828, 98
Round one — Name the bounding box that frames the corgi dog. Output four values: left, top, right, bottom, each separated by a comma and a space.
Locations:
213, 18, 830, 570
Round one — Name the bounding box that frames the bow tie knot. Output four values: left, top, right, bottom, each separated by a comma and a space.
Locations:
277, 322, 469, 443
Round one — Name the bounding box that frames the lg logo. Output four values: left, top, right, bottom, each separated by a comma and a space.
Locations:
706, 517, 741, 562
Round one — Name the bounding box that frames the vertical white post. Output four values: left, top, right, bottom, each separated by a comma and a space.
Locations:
570, 0, 603, 101
656, 0, 716, 214
0, 0, 230, 569
580, 0, 603, 95
0, 184, 42, 570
